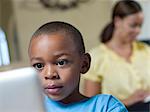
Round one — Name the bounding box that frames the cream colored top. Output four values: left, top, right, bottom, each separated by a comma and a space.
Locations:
82, 42, 150, 100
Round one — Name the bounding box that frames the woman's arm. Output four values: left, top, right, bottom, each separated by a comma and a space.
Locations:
82, 79, 101, 97
121, 89, 150, 106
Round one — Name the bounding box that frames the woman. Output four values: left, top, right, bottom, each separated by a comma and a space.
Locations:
81, 0, 150, 111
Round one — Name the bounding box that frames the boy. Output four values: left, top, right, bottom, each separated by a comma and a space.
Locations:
28, 21, 128, 112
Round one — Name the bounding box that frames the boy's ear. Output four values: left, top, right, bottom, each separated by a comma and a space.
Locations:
80, 53, 91, 74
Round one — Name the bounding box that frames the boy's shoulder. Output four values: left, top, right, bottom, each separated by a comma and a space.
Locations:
90, 94, 128, 112
45, 94, 128, 112
88, 94, 121, 105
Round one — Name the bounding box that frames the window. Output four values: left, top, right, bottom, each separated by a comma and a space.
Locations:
0, 27, 10, 66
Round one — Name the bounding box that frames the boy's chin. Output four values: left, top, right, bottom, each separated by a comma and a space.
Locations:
47, 94, 65, 102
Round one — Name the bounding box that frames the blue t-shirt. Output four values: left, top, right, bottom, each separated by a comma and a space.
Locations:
45, 94, 128, 112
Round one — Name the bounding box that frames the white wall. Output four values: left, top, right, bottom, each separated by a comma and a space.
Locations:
138, 1, 150, 40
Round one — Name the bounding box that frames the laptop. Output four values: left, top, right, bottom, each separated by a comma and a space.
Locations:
0, 67, 46, 112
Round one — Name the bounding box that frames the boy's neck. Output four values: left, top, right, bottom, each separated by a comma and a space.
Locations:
60, 87, 88, 104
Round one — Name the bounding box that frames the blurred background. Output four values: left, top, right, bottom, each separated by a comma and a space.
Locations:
0, 0, 150, 70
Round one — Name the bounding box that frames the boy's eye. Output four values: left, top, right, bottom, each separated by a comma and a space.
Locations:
33, 63, 44, 70
56, 59, 69, 67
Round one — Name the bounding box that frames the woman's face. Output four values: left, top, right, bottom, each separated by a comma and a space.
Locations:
115, 12, 144, 43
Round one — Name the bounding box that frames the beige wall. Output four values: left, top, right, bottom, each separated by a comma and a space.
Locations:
0, 0, 13, 32
0, 0, 1, 26
0, 0, 20, 63
11, 0, 111, 64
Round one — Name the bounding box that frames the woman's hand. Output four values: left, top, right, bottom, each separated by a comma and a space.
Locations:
122, 89, 150, 106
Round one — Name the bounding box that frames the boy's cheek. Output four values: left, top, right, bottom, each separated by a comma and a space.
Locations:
38, 75, 45, 86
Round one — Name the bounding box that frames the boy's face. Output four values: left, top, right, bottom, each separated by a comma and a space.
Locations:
29, 33, 90, 102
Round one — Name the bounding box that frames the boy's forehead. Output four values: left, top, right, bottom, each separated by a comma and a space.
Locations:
29, 34, 82, 60
30, 34, 78, 53
32, 33, 74, 44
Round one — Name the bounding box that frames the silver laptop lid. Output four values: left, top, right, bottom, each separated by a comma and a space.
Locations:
0, 67, 46, 112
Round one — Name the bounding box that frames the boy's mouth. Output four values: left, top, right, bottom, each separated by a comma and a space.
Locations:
44, 85, 63, 95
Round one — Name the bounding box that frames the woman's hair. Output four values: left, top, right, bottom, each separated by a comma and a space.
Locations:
100, 0, 142, 43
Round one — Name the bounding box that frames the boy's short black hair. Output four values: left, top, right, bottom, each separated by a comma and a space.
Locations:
31, 21, 85, 54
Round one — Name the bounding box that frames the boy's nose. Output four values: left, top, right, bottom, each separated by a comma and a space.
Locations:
44, 65, 60, 80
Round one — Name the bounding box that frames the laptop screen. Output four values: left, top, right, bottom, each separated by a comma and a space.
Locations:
0, 67, 46, 112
